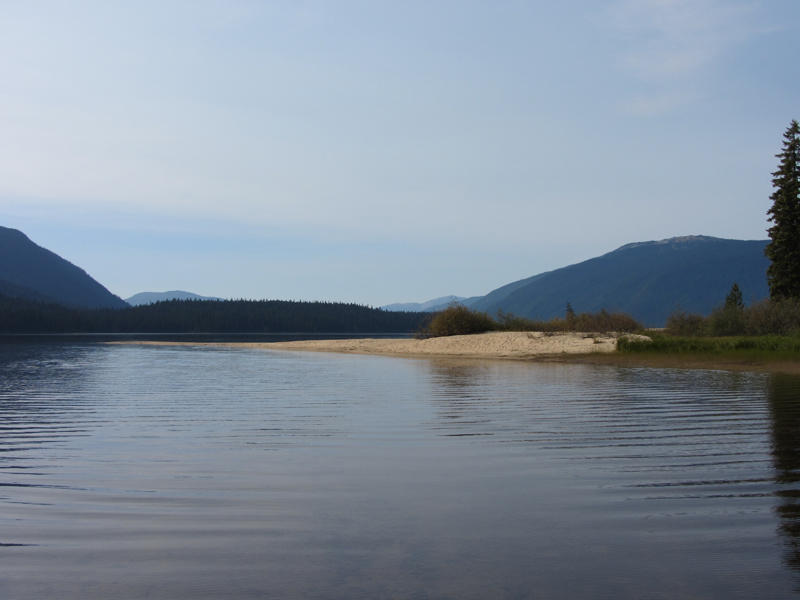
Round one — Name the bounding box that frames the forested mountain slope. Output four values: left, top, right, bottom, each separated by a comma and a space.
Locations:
481, 236, 770, 326
0, 226, 128, 308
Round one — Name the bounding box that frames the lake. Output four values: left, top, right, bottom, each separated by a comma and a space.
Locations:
1, 339, 799, 598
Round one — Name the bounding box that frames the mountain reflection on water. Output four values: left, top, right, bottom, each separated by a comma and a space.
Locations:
0, 341, 800, 598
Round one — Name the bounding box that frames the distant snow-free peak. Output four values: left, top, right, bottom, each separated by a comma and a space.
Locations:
125, 291, 224, 306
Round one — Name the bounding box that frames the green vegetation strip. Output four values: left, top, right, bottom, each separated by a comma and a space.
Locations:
618, 334, 800, 360
418, 303, 641, 338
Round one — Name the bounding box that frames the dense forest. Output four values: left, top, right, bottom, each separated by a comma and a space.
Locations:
0, 295, 427, 334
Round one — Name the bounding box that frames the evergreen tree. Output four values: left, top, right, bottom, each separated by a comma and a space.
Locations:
565, 302, 575, 320
765, 120, 800, 300
724, 283, 744, 310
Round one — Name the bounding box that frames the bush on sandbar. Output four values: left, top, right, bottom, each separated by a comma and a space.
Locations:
495, 309, 640, 334
417, 303, 642, 338
417, 303, 497, 338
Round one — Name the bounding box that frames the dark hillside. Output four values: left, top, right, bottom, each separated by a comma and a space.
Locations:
468, 271, 551, 312
482, 236, 770, 326
0, 279, 64, 305
0, 226, 127, 308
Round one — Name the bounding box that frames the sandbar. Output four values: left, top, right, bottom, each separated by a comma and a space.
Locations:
109, 331, 800, 374
115, 331, 643, 360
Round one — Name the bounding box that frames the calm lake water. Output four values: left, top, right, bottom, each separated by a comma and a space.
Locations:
1, 339, 800, 599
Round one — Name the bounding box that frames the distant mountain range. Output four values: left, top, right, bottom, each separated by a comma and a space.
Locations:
384, 236, 770, 326
0, 227, 227, 310
126, 291, 224, 306
382, 295, 471, 312
0, 226, 128, 309
1, 226, 773, 328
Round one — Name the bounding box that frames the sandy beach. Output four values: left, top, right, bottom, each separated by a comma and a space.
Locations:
119, 331, 648, 360
111, 333, 800, 373
254, 331, 640, 358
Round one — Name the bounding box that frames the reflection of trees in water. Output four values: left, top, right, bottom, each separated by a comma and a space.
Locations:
768, 376, 800, 575
424, 361, 661, 440
425, 362, 498, 434
425, 360, 562, 430
429, 361, 800, 586
428, 362, 494, 399
425, 361, 768, 440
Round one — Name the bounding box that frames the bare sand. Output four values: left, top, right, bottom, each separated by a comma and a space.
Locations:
117, 331, 649, 360
254, 331, 643, 358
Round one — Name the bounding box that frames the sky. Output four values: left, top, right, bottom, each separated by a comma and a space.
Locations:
1, 0, 798, 306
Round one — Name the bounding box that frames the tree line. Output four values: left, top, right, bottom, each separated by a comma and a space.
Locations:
0, 295, 428, 334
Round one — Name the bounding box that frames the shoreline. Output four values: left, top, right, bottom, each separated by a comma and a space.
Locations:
549, 352, 800, 375
110, 331, 627, 360
107, 331, 800, 374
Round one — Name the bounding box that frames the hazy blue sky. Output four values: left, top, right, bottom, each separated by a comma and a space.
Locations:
1, 0, 798, 305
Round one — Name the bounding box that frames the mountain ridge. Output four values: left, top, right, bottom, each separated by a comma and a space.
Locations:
382, 295, 475, 312
0, 226, 128, 309
384, 236, 770, 327
481, 235, 769, 326
126, 291, 225, 306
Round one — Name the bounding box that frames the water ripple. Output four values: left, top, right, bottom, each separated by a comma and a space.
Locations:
0, 343, 797, 598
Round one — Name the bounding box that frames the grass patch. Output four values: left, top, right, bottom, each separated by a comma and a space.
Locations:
618, 333, 800, 361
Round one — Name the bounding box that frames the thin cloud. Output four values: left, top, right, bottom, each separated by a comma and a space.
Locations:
602, 0, 764, 113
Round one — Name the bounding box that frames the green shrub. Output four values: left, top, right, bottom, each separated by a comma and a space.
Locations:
495, 310, 547, 331
418, 305, 642, 338
742, 299, 800, 336
570, 309, 641, 333
665, 299, 800, 337
707, 306, 747, 336
419, 303, 497, 338
665, 310, 707, 336
497, 310, 643, 333
494, 309, 641, 333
